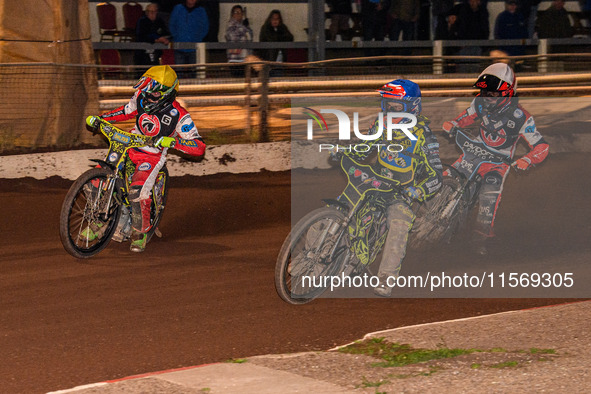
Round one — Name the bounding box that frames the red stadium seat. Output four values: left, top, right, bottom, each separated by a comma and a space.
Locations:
96, 2, 126, 42
122, 2, 144, 41
98, 49, 122, 79
160, 49, 175, 65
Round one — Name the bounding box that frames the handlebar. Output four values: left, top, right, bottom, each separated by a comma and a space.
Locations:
443, 125, 516, 168
86, 116, 160, 148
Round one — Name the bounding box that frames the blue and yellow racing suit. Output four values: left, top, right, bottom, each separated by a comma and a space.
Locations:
346, 114, 443, 278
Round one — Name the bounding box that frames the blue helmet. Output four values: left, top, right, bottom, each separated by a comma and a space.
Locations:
377, 79, 422, 115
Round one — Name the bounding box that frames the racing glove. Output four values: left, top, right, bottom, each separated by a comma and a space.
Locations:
155, 136, 176, 148
404, 186, 424, 202
86, 116, 100, 133
328, 146, 343, 162
442, 120, 459, 136
512, 157, 531, 171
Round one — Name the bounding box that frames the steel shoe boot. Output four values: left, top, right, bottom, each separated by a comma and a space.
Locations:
130, 232, 148, 253
373, 275, 393, 297
471, 232, 489, 256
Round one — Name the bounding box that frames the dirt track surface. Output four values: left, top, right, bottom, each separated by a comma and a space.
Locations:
0, 153, 589, 393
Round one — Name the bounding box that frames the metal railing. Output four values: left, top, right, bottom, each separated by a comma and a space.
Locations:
93, 37, 591, 74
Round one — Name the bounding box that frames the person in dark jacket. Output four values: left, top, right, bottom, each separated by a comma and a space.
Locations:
134, 3, 170, 68
455, 0, 489, 40
455, 0, 489, 72
258, 10, 294, 62
361, 0, 390, 56
536, 0, 573, 38
434, 6, 459, 40
327, 0, 353, 40
494, 0, 527, 56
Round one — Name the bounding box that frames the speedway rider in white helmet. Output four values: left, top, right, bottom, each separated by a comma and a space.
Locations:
442, 63, 549, 254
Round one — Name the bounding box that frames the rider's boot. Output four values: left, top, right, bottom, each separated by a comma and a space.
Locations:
130, 231, 148, 252
374, 275, 394, 297
130, 194, 152, 253
373, 202, 414, 297
471, 231, 490, 255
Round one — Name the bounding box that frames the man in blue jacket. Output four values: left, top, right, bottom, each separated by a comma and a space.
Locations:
494, 0, 527, 56
169, 0, 209, 68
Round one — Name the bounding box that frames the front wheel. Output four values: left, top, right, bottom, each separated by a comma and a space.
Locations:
145, 166, 169, 244
59, 168, 121, 258
275, 207, 349, 305
409, 176, 467, 249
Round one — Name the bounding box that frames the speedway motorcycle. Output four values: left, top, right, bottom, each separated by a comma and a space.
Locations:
59, 116, 169, 258
410, 127, 512, 247
275, 154, 408, 305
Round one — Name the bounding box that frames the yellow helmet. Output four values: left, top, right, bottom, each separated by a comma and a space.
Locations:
133, 65, 179, 113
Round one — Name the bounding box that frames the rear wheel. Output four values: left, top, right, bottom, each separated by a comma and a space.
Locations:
275, 207, 349, 305
59, 168, 121, 258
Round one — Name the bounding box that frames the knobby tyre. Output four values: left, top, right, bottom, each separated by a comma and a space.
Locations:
60, 168, 122, 258
275, 207, 348, 305
145, 166, 169, 243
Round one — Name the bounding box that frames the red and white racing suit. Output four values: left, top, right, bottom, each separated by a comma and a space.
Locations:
447, 98, 549, 237
101, 91, 206, 233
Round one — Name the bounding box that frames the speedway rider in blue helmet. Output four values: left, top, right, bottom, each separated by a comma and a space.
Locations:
346, 79, 443, 297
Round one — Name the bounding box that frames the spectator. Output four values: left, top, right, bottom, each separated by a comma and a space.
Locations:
327, 0, 353, 40
536, 0, 573, 38
434, 6, 459, 40
134, 3, 170, 69
362, 0, 390, 42
517, 0, 541, 38
494, 0, 527, 56
155, 0, 181, 25
201, 0, 220, 42
432, 0, 455, 39
388, 0, 421, 41
455, 0, 489, 72
169, 0, 209, 66
258, 10, 294, 62
455, 0, 489, 40
434, 6, 460, 73
582, 0, 591, 21
224, 5, 253, 77
361, 0, 390, 56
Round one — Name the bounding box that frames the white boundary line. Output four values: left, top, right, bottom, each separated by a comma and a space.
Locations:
47, 382, 108, 394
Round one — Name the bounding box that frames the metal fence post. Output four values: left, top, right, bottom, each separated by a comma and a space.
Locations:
259, 64, 269, 142
196, 43, 206, 78
538, 39, 548, 73
433, 40, 443, 75
245, 63, 252, 140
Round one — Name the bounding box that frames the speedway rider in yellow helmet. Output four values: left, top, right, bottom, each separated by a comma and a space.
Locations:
97, 65, 206, 252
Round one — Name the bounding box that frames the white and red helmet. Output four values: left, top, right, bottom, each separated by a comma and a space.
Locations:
474, 63, 517, 97
474, 63, 517, 112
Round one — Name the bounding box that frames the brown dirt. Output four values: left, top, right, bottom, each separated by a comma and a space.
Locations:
0, 153, 588, 393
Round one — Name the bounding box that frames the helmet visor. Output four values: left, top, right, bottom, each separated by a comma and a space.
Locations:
474, 74, 504, 91
384, 100, 405, 112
